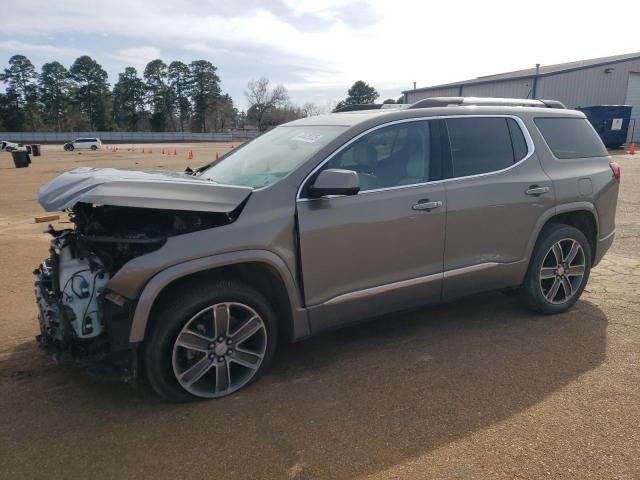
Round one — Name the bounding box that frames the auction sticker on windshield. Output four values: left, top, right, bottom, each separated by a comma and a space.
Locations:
292, 132, 325, 143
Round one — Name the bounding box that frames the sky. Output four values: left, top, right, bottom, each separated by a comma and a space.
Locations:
1, 0, 639, 111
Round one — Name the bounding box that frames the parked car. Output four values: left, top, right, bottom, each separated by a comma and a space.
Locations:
1, 140, 19, 152
35, 97, 619, 401
63, 137, 102, 151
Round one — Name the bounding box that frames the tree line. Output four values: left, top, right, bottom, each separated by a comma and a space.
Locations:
0, 53, 399, 133
0, 54, 241, 133
0, 54, 315, 133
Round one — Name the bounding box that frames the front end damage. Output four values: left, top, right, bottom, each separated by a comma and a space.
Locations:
34, 167, 252, 382
34, 217, 138, 381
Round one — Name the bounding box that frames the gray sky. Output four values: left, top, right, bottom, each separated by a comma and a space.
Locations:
1, 0, 639, 110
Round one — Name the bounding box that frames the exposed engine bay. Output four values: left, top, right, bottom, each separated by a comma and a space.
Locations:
34, 202, 236, 378
70, 203, 231, 275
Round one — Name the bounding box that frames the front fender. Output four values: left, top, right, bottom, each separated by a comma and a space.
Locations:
127, 250, 308, 343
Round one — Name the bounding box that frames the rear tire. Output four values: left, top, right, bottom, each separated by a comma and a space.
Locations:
518, 224, 591, 314
90, 145, 97, 151
144, 280, 278, 402
67, 145, 74, 151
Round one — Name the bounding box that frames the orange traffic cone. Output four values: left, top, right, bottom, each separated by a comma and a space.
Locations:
149, 148, 153, 154
231, 144, 235, 149
162, 148, 165, 155
630, 143, 636, 155
187, 150, 193, 160
142, 147, 145, 153
215, 152, 219, 161
173, 148, 177, 155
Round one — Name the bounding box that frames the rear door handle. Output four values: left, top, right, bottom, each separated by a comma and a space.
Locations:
412, 200, 443, 211
525, 186, 550, 196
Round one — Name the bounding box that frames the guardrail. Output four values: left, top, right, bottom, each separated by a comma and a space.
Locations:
0, 131, 259, 143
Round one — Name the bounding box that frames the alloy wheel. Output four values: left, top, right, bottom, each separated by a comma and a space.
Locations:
172, 302, 267, 398
539, 238, 586, 305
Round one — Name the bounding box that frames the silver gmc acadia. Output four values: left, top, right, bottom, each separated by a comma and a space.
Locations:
34, 97, 620, 401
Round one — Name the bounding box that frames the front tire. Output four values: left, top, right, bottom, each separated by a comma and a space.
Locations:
144, 280, 278, 401
90, 145, 97, 150
518, 224, 591, 314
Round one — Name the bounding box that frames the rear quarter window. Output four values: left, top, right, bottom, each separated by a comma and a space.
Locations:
535, 117, 608, 159
445, 117, 516, 177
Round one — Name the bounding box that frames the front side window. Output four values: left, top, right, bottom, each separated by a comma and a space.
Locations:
535, 117, 608, 159
445, 117, 519, 178
199, 125, 347, 188
318, 120, 441, 192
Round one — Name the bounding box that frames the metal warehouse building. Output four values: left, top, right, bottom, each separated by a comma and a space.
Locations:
403, 52, 640, 141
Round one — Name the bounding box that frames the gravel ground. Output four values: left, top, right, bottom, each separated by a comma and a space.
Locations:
0, 145, 638, 479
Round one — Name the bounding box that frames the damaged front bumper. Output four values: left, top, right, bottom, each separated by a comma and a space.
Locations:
34, 245, 138, 382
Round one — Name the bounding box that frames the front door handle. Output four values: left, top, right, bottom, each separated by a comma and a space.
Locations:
412, 200, 443, 211
525, 186, 550, 196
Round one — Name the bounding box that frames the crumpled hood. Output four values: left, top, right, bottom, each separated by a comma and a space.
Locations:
38, 167, 253, 212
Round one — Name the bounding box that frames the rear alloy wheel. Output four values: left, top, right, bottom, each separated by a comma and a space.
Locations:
539, 239, 586, 304
90, 145, 97, 150
172, 302, 267, 398
518, 224, 591, 314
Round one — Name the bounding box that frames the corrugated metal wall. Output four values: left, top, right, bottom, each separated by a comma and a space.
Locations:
625, 72, 640, 142
459, 78, 532, 98
403, 58, 640, 115
404, 79, 532, 103
405, 86, 459, 103
537, 58, 640, 107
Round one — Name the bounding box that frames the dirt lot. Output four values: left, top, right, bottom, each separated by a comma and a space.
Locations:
0, 145, 638, 479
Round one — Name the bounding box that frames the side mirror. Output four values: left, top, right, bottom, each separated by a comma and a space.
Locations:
308, 169, 360, 198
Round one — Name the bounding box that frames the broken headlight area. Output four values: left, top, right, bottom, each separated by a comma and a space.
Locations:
34, 202, 234, 381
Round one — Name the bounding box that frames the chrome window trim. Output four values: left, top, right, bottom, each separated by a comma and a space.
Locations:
296, 114, 535, 202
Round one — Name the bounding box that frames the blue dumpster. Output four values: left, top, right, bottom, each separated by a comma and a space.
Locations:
576, 105, 632, 149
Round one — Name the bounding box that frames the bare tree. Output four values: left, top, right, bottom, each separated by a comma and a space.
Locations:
302, 102, 321, 117
245, 77, 289, 130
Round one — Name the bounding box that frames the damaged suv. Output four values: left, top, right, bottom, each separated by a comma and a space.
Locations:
35, 97, 619, 401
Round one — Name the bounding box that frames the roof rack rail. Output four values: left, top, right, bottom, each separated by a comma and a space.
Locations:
333, 104, 384, 113
408, 97, 566, 109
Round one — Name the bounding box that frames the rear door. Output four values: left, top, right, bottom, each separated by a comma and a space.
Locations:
297, 119, 448, 333
441, 116, 554, 299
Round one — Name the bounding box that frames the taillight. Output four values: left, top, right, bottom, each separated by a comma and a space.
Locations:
610, 161, 621, 184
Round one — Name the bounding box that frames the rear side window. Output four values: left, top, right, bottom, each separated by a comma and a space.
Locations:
445, 117, 517, 177
535, 117, 607, 159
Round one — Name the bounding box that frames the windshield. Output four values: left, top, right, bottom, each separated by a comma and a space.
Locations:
198, 125, 347, 188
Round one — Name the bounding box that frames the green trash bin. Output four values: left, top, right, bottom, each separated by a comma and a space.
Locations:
11, 151, 30, 168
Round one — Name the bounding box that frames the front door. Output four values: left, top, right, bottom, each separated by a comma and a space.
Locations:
296, 119, 448, 333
